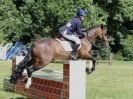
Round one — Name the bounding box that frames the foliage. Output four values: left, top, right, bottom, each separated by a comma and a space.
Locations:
122, 35, 133, 60
0, 0, 108, 41
93, 0, 133, 60
92, 39, 111, 60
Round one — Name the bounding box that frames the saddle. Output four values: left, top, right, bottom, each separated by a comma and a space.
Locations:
57, 34, 75, 50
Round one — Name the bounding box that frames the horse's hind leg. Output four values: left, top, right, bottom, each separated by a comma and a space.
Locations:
24, 64, 42, 89
24, 60, 51, 88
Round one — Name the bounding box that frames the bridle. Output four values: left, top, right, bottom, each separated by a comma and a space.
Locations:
97, 32, 108, 45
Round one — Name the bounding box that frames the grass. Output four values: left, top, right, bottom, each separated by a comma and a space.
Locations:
87, 61, 133, 99
0, 60, 26, 99
0, 60, 133, 99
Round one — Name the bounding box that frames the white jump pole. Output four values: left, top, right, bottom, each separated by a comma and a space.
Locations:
64, 60, 86, 99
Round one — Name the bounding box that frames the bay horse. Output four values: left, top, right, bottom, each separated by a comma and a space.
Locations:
10, 25, 108, 88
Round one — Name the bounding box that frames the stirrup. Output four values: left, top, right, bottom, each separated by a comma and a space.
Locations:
70, 54, 77, 60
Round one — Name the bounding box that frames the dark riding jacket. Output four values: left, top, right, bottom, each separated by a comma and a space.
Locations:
66, 18, 85, 38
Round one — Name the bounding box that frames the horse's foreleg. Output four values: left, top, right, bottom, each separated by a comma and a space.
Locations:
85, 54, 96, 74
91, 57, 96, 71
88, 57, 96, 74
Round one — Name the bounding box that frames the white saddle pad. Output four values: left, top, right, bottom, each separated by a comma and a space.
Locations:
55, 38, 81, 51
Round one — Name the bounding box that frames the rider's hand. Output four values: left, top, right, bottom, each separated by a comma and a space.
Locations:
79, 34, 85, 39
81, 29, 87, 32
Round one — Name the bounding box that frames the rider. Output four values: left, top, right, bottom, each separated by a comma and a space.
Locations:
59, 9, 87, 60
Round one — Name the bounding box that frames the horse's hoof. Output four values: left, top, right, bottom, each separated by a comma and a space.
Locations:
23, 77, 28, 84
23, 77, 32, 89
88, 70, 93, 74
86, 68, 93, 74
24, 84, 30, 89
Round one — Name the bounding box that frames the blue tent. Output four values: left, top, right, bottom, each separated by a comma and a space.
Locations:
6, 42, 23, 60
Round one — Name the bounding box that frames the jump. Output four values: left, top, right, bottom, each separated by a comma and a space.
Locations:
10, 24, 108, 88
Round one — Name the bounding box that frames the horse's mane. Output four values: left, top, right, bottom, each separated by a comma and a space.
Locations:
87, 25, 101, 31
86, 25, 101, 37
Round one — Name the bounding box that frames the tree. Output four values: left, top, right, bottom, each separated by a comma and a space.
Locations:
0, 0, 108, 42
93, 0, 133, 60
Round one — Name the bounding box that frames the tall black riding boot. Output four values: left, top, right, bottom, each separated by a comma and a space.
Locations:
70, 44, 80, 60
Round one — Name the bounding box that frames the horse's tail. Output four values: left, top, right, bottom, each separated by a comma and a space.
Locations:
23, 44, 33, 63
15, 44, 34, 73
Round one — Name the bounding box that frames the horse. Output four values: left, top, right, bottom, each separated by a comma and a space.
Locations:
10, 25, 108, 88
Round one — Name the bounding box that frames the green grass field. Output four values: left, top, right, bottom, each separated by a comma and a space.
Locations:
0, 60, 26, 99
0, 60, 133, 99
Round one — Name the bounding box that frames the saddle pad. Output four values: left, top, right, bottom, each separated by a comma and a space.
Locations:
55, 38, 81, 51
55, 38, 72, 51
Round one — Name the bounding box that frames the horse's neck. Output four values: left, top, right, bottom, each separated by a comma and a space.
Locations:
81, 38, 91, 45
87, 29, 99, 40
81, 38, 92, 52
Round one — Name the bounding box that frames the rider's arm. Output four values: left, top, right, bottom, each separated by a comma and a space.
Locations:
76, 21, 85, 38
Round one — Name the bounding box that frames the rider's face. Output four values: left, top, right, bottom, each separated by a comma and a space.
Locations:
80, 16, 85, 21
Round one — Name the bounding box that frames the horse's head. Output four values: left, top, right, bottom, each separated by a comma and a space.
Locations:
86, 25, 109, 46
10, 67, 23, 84
97, 25, 109, 46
